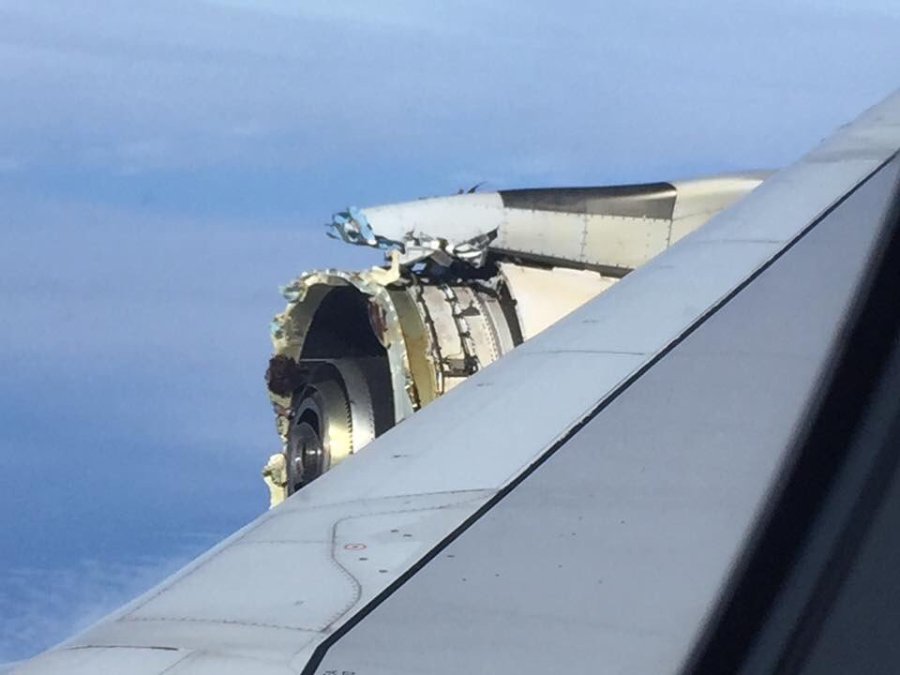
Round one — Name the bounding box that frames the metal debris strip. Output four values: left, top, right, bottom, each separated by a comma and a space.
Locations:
327, 206, 497, 269
394, 230, 497, 268
327, 206, 404, 249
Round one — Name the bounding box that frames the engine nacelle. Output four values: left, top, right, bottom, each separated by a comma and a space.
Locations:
262, 173, 766, 505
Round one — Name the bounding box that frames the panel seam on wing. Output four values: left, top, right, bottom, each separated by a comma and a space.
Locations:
117, 616, 321, 632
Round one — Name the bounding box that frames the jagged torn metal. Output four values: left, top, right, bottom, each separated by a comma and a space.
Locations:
327, 203, 497, 269
327, 206, 404, 250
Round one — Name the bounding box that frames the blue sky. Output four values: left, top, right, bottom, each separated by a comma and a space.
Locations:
1, 0, 899, 663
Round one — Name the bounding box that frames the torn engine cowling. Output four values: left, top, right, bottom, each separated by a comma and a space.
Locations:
262, 173, 766, 506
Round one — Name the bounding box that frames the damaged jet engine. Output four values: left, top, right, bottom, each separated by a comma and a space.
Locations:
262, 173, 766, 506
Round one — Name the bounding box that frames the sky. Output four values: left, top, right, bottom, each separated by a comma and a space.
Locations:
1, 0, 899, 664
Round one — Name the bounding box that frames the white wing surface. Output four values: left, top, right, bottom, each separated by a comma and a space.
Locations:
14, 90, 900, 674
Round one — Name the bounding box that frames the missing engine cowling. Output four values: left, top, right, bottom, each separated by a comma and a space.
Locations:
263, 174, 766, 506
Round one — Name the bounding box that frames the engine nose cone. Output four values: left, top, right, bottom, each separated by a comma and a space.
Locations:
286, 367, 352, 492
286, 419, 326, 491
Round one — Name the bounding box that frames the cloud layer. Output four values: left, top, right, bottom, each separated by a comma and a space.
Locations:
2, 0, 899, 211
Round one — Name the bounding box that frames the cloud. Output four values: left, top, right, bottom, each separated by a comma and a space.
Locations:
1, 0, 898, 193
0, 552, 201, 662
201, 0, 473, 32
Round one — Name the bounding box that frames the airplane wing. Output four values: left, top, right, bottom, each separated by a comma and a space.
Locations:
13, 90, 900, 675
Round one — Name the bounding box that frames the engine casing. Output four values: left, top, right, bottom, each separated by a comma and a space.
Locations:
262, 173, 766, 505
